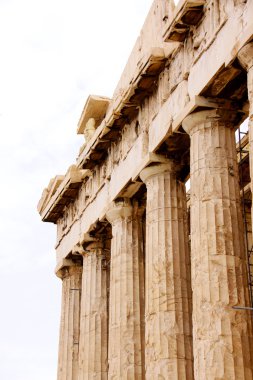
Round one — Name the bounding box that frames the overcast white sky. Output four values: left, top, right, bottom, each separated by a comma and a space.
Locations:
0, 1, 182, 379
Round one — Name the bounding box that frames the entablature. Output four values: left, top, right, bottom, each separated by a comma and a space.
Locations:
38, 165, 90, 223
38, 0, 253, 263
37, 175, 64, 216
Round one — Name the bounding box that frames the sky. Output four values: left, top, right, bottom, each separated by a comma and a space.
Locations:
0, 1, 181, 379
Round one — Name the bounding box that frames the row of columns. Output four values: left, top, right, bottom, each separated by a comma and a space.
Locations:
56, 42, 253, 379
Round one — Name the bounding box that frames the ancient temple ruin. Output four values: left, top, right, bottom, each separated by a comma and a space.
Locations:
38, 0, 253, 378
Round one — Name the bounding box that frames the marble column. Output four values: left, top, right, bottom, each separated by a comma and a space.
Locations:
78, 241, 108, 380
182, 109, 253, 380
106, 199, 145, 379
56, 260, 82, 380
238, 42, 253, 238
140, 163, 193, 379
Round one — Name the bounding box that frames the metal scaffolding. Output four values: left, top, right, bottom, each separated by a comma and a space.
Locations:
237, 122, 253, 309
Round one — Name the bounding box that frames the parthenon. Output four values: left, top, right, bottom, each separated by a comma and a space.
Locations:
38, 0, 253, 379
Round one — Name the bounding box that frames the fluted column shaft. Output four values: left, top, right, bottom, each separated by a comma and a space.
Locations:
106, 199, 144, 379
78, 241, 108, 380
140, 163, 193, 379
57, 261, 82, 380
183, 109, 253, 380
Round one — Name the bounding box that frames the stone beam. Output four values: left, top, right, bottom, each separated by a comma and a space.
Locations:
149, 95, 245, 153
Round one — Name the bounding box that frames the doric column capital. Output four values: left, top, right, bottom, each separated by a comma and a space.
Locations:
72, 233, 103, 255
85, 240, 104, 252
106, 198, 133, 224
182, 108, 237, 136
79, 232, 97, 246
73, 238, 107, 262
238, 42, 253, 72
82, 241, 106, 262
55, 258, 82, 279
140, 162, 175, 184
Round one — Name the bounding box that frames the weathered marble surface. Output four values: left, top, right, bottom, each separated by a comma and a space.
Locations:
183, 109, 253, 380
140, 163, 193, 379
238, 42, 253, 248
37, 1, 253, 379
106, 199, 145, 379
78, 242, 108, 380
40, 0, 253, 262
57, 263, 82, 380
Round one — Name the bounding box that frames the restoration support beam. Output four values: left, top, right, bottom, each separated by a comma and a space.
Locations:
238, 42, 253, 240
140, 162, 193, 379
183, 109, 253, 380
